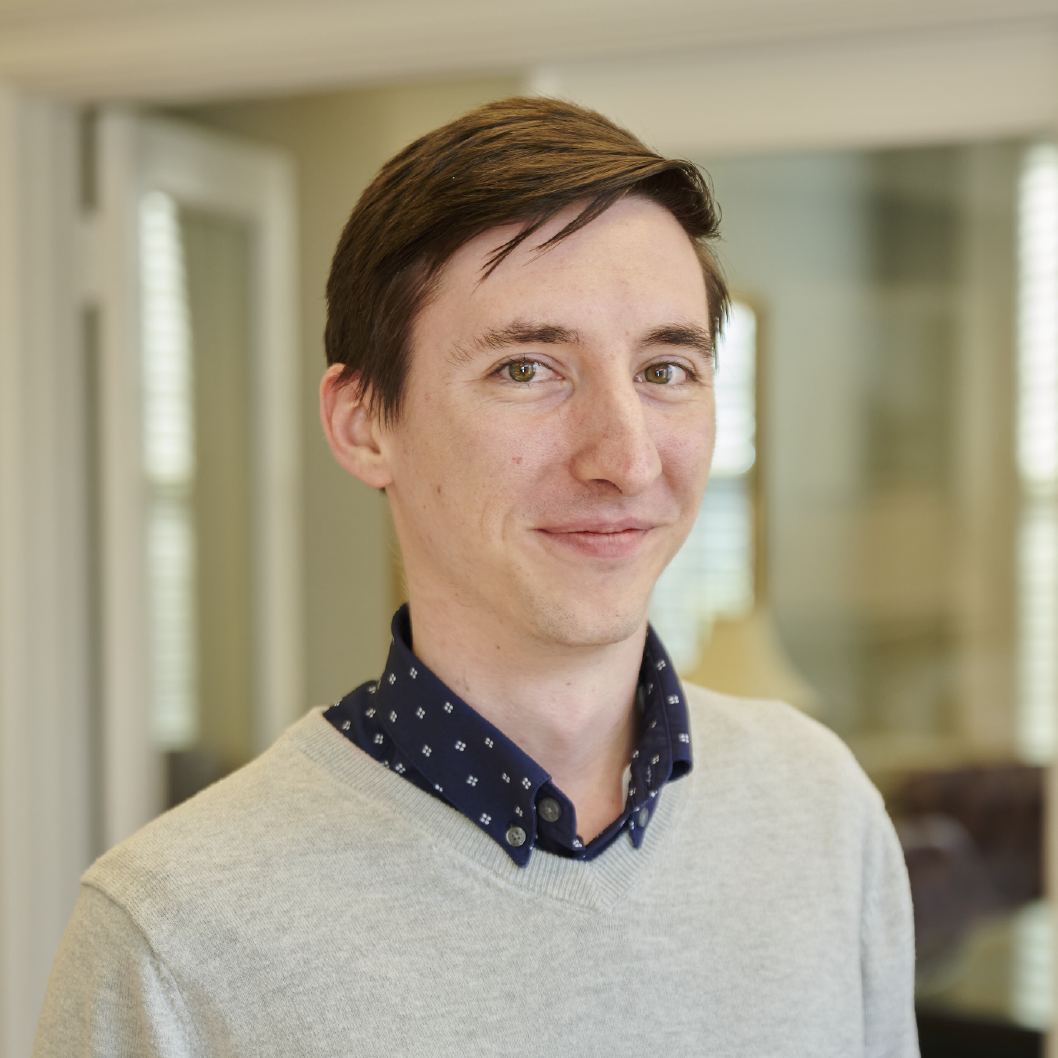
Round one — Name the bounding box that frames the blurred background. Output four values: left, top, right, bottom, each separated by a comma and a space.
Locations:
4, 2, 1058, 1055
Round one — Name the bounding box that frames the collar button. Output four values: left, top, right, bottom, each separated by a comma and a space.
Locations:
538, 797, 562, 823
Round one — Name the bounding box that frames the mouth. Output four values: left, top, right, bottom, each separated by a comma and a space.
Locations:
535, 521, 657, 560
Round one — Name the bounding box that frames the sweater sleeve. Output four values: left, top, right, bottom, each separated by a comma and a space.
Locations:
32, 883, 204, 1058
861, 799, 919, 1058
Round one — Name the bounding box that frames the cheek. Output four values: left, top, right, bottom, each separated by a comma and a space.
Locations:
465, 427, 555, 514
471, 403, 568, 468
658, 413, 716, 494
397, 406, 539, 524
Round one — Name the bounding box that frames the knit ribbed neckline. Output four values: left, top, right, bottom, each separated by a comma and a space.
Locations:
286, 708, 693, 912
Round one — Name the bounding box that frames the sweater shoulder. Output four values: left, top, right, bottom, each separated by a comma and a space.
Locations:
680, 682, 880, 809
82, 712, 351, 932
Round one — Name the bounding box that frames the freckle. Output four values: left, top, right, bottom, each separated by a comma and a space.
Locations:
436, 485, 441, 495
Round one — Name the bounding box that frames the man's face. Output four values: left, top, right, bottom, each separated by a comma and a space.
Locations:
382, 195, 715, 649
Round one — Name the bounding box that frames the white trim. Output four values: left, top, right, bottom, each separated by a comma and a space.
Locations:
0, 84, 91, 1058
96, 109, 165, 846
96, 114, 302, 811
0, 0, 1054, 102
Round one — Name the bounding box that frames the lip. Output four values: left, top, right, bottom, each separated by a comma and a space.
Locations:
535, 521, 657, 559
538, 518, 657, 534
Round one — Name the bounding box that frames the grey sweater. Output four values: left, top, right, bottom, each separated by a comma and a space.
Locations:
33, 685, 918, 1057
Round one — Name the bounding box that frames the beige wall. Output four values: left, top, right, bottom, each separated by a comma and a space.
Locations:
175, 75, 522, 706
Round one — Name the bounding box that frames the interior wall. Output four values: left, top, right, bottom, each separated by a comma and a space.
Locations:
534, 24, 1058, 159
175, 74, 522, 707
0, 87, 92, 1058
696, 141, 1021, 777
184, 207, 256, 773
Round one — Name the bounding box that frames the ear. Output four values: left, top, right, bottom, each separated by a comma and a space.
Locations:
319, 364, 394, 489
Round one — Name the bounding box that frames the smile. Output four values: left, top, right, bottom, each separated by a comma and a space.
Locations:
535, 524, 654, 559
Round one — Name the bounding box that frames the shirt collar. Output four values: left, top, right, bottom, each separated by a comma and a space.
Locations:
327, 605, 692, 868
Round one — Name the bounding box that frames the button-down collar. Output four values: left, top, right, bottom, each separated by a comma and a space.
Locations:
325, 606, 692, 867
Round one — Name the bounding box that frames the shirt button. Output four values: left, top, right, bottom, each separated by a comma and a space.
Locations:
538, 797, 562, 823
505, 826, 526, 847
637, 807, 650, 827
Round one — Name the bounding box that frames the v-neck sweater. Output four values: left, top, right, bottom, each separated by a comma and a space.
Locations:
33, 684, 918, 1058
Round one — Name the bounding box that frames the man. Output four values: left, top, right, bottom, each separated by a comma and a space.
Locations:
35, 97, 917, 1056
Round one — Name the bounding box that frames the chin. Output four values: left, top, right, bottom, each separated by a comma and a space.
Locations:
516, 593, 650, 649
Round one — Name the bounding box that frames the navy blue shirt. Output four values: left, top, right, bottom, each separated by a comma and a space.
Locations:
325, 606, 693, 868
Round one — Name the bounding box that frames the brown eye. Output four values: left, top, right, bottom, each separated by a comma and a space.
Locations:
645, 363, 675, 384
507, 361, 537, 383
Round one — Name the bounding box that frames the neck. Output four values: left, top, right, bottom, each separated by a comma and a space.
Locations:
404, 586, 644, 844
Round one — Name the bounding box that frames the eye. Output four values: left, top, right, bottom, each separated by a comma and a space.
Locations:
644, 363, 676, 384
506, 360, 537, 383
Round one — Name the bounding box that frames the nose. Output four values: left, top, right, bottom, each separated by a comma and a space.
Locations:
568, 377, 662, 496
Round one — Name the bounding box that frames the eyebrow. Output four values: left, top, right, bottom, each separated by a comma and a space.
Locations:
642, 325, 714, 361
473, 322, 581, 351
460, 319, 713, 361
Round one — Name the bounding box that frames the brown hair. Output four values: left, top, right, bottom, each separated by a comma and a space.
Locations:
325, 96, 728, 422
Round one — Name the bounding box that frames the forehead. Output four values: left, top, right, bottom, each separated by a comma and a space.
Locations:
415, 197, 708, 352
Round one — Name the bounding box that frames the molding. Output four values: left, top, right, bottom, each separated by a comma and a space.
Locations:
0, 0, 1055, 102
96, 108, 163, 847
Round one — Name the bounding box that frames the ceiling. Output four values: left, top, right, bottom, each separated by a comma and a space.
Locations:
2, 0, 1058, 102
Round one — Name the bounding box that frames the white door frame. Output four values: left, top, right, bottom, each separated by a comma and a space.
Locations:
95, 110, 302, 846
